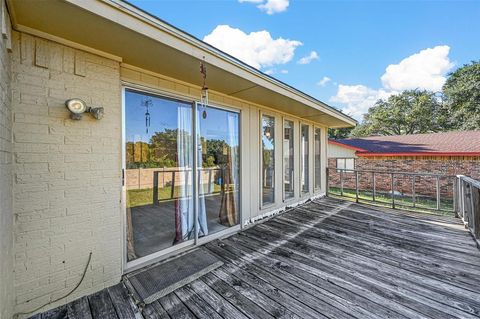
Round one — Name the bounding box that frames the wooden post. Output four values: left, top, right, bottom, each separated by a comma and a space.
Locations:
326, 167, 330, 197
355, 170, 359, 203
436, 176, 441, 211
412, 175, 416, 208
454, 177, 460, 216
391, 173, 395, 209
461, 179, 465, 219
340, 170, 344, 197
153, 171, 159, 206
372, 172, 376, 202
472, 186, 480, 239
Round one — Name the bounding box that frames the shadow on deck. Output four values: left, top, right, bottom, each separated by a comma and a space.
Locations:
30, 198, 480, 319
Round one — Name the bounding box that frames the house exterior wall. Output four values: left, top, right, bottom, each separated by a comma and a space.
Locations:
120, 65, 328, 227
0, 3, 13, 318
7, 29, 330, 316
11, 31, 123, 315
328, 156, 480, 199
327, 142, 357, 159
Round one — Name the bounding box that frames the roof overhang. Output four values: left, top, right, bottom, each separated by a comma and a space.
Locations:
7, 0, 356, 128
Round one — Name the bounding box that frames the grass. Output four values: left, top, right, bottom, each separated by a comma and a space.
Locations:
328, 187, 455, 216
127, 184, 223, 207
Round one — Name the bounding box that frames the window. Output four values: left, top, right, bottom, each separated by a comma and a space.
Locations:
262, 115, 275, 205
314, 128, 321, 190
336, 158, 355, 172
124, 89, 241, 263
283, 120, 294, 199
300, 124, 309, 194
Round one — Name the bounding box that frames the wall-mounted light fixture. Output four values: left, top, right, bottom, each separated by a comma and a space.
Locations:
65, 98, 104, 120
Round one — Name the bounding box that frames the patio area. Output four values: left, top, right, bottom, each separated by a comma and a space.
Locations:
31, 197, 480, 319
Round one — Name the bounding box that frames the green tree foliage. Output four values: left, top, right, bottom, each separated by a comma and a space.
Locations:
341, 61, 479, 138
328, 127, 353, 139
442, 61, 480, 130
350, 90, 445, 137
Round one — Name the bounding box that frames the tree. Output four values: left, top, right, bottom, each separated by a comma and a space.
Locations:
328, 127, 353, 139
350, 90, 445, 137
442, 61, 480, 130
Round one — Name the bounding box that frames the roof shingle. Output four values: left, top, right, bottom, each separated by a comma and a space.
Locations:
330, 131, 480, 156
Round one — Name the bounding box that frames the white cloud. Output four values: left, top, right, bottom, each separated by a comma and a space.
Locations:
239, 0, 289, 14
259, 0, 289, 14
203, 25, 302, 69
317, 76, 331, 87
330, 85, 395, 120
297, 51, 319, 65
331, 45, 453, 121
280, 69, 288, 74
264, 69, 275, 75
381, 45, 454, 92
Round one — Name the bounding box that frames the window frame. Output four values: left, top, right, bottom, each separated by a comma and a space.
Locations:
282, 117, 296, 202
299, 123, 310, 196
313, 126, 322, 191
259, 111, 277, 208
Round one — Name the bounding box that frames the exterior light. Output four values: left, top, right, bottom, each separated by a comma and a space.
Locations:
65, 98, 104, 120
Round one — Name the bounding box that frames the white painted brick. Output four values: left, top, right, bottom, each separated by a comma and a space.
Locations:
10, 31, 123, 314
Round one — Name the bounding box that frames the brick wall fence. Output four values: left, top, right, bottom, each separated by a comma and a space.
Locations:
328, 157, 480, 200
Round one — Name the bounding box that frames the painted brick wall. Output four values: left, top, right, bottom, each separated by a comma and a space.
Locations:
328, 157, 480, 200
0, 5, 13, 319
11, 31, 122, 315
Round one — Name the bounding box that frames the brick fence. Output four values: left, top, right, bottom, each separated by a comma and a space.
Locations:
328, 157, 480, 200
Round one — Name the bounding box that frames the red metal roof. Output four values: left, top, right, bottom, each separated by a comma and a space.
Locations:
329, 131, 480, 156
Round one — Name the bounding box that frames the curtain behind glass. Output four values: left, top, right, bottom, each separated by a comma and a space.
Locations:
176, 105, 208, 241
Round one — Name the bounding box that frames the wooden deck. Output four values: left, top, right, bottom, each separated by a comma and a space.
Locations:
30, 198, 480, 319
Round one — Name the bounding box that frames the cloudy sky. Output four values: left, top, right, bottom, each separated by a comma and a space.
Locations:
129, 0, 479, 121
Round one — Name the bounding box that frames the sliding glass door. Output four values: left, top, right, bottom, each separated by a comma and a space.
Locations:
197, 105, 240, 236
124, 89, 240, 264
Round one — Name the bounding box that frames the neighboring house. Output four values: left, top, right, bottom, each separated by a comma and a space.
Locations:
0, 0, 355, 317
327, 131, 480, 199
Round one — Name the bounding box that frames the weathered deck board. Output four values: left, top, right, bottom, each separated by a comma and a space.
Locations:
29, 198, 480, 319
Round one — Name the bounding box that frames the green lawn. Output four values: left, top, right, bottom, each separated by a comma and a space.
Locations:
328, 187, 454, 215
127, 184, 223, 207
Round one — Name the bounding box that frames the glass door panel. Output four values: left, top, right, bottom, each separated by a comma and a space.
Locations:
197, 104, 240, 236
283, 120, 294, 199
125, 89, 194, 262
314, 128, 321, 190
262, 115, 275, 205
301, 124, 309, 194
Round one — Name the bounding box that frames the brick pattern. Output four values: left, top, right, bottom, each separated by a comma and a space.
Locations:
328, 157, 480, 199
11, 31, 122, 315
0, 4, 13, 319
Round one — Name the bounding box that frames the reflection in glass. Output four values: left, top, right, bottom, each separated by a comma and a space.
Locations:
301, 124, 309, 194
125, 90, 194, 261
314, 128, 321, 190
283, 120, 294, 199
262, 115, 275, 205
198, 105, 240, 236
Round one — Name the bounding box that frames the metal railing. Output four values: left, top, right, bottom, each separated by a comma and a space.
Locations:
326, 167, 455, 213
455, 175, 480, 242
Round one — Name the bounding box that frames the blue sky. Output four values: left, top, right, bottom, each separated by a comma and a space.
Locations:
129, 0, 480, 120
